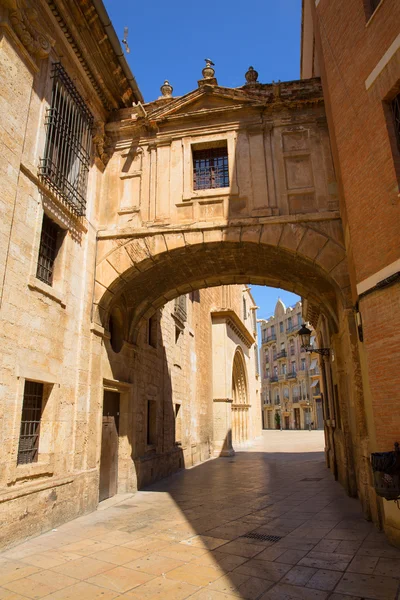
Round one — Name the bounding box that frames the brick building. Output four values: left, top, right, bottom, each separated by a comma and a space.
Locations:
302, 0, 400, 546
260, 299, 323, 431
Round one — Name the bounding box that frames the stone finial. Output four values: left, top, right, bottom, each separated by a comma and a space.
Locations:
160, 80, 173, 98
245, 66, 258, 84
202, 58, 215, 79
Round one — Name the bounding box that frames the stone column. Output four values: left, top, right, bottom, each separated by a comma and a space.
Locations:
213, 398, 234, 457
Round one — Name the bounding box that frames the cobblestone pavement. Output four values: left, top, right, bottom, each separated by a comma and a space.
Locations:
1, 431, 400, 600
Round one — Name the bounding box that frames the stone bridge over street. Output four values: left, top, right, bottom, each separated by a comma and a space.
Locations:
94, 74, 349, 339
92, 69, 368, 508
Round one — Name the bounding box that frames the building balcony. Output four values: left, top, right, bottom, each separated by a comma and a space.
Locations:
287, 371, 297, 379
290, 348, 296, 356
262, 334, 277, 344
277, 350, 287, 359
270, 375, 279, 383
278, 373, 287, 380
286, 323, 297, 333
274, 398, 280, 405
292, 396, 301, 403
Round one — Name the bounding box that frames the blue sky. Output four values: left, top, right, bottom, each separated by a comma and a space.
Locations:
103, 0, 302, 319
103, 0, 302, 102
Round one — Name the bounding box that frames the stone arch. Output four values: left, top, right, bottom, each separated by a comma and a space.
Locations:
231, 347, 249, 445
94, 222, 350, 344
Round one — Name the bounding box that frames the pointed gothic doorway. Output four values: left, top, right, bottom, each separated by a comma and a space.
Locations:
231, 349, 250, 446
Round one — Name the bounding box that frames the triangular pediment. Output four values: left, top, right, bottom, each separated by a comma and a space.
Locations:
148, 87, 263, 121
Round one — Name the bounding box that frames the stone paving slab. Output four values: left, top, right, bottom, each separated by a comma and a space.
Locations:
1, 432, 400, 599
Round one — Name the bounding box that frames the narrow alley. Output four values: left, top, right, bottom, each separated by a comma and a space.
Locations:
1, 432, 399, 600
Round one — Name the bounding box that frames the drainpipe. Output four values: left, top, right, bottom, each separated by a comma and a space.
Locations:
91, 0, 144, 105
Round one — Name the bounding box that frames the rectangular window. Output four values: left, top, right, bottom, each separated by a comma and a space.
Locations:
279, 322, 283, 332
148, 314, 158, 348
193, 145, 229, 190
39, 63, 93, 216
17, 381, 44, 465
254, 345, 259, 377
391, 92, 400, 153
370, 0, 381, 12
36, 214, 62, 286
147, 400, 157, 446
175, 403, 182, 443
301, 358, 306, 370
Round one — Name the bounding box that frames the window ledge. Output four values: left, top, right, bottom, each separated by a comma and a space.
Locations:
183, 187, 236, 202
28, 277, 66, 308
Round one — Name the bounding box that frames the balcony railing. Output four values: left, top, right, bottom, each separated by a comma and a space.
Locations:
286, 323, 297, 333
277, 350, 287, 359
278, 373, 287, 380
270, 375, 278, 382
266, 334, 277, 342
292, 396, 301, 403
290, 348, 295, 356
274, 397, 280, 405
287, 371, 297, 379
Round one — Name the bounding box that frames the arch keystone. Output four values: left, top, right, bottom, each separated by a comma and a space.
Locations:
241, 226, 262, 244
164, 233, 185, 252
260, 224, 283, 246
279, 224, 306, 253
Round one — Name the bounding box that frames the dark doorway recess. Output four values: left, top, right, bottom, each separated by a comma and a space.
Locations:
99, 390, 120, 502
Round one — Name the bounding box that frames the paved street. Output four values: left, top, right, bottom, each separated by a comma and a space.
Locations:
1, 431, 400, 600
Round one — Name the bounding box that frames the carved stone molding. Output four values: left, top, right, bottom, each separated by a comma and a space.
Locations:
5, 0, 55, 60
93, 121, 113, 167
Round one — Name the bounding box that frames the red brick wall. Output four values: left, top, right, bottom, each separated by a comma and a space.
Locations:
313, 0, 400, 282
311, 0, 400, 452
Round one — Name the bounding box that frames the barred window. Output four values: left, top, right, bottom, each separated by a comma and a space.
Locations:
39, 63, 93, 216
17, 381, 44, 465
391, 93, 400, 153
36, 214, 62, 286
193, 145, 229, 190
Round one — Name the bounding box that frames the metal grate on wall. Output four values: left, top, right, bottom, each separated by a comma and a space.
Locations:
193, 146, 229, 190
39, 63, 93, 216
36, 214, 60, 285
17, 381, 44, 465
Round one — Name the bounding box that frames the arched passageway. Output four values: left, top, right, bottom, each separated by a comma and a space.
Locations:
92, 225, 370, 518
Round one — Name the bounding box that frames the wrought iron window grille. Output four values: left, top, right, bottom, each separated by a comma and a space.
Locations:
39, 63, 93, 217
193, 146, 229, 190
17, 381, 44, 465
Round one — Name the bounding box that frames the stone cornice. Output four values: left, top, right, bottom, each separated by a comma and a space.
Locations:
44, 0, 142, 109
211, 309, 255, 348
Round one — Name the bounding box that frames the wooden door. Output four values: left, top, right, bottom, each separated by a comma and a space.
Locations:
284, 415, 290, 430
99, 391, 120, 502
294, 408, 300, 430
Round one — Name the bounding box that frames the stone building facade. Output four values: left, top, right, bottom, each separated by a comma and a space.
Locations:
260, 299, 323, 431
0, 0, 262, 549
302, 0, 400, 546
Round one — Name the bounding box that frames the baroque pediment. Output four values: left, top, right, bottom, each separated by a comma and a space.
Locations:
147, 87, 264, 122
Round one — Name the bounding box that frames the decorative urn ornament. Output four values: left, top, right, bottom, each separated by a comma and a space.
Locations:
202, 58, 215, 79
160, 80, 173, 98
245, 66, 258, 84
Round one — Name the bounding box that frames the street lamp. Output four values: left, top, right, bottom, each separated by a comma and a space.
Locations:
297, 324, 330, 357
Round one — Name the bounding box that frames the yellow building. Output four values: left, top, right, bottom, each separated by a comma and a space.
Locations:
260, 300, 323, 431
